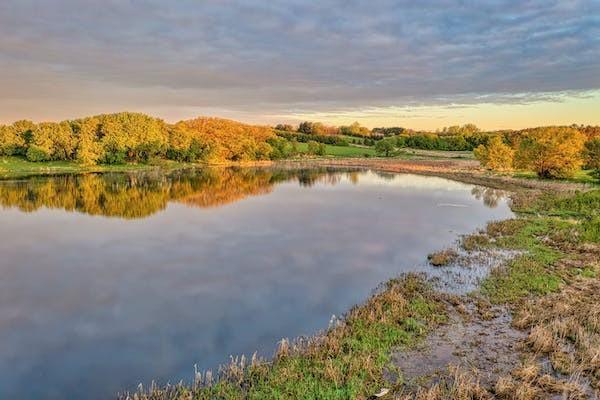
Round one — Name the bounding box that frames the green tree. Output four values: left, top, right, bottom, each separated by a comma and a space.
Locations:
298, 121, 313, 134
375, 138, 396, 157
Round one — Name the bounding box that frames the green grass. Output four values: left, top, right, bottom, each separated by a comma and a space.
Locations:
480, 190, 600, 303
513, 169, 600, 185
0, 156, 194, 179
295, 143, 377, 157
398, 148, 475, 160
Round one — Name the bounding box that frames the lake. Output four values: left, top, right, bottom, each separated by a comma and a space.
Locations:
0, 167, 513, 399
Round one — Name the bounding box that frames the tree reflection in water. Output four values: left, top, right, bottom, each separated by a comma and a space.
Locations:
0, 168, 508, 218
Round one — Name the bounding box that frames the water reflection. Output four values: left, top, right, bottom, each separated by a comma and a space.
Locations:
0, 168, 508, 218
471, 187, 510, 208
0, 168, 344, 218
0, 168, 512, 400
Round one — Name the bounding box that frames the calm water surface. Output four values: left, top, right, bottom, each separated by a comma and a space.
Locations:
0, 168, 513, 399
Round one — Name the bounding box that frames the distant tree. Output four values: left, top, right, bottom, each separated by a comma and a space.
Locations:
515, 127, 586, 179
374, 137, 396, 157
311, 122, 326, 135
298, 121, 313, 134
274, 124, 295, 132
474, 136, 514, 171
340, 122, 370, 137
372, 127, 406, 136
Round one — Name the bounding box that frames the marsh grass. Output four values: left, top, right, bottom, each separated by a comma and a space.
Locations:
427, 249, 459, 267
467, 188, 600, 397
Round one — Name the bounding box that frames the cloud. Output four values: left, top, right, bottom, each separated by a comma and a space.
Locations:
0, 0, 598, 123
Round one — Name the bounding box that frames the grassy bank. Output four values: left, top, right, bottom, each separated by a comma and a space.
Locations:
0, 156, 197, 179
439, 188, 600, 398
294, 142, 378, 157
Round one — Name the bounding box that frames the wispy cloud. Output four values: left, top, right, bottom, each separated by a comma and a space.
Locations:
0, 0, 598, 126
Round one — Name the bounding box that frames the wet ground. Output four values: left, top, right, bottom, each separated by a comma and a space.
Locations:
388, 298, 526, 391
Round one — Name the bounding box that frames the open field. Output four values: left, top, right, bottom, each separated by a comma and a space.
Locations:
294, 142, 378, 157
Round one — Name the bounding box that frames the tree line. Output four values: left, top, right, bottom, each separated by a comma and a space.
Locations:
474, 126, 600, 179
0, 113, 277, 165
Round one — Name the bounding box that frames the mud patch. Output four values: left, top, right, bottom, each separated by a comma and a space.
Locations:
388, 299, 526, 391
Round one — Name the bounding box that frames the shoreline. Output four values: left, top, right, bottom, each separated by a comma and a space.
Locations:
2, 155, 597, 191
116, 160, 598, 399
1, 155, 598, 398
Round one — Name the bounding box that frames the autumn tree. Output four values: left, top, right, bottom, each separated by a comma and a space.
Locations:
514, 127, 586, 179
73, 117, 103, 165
172, 117, 274, 162
0, 120, 36, 155
474, 136, 514, 171
0, 125, 23, 155
26, 122, 74, 161
340, 122, 370, 137
584, 138, 600, 178
98, 112, 168, 163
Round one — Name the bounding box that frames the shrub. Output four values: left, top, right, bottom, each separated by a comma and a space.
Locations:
474, 136, 514, 171
307, 141, 326, 156
374, 137, 396, 157
515, 127, 586, 179
26, 145, 51, 162
267, 137, 293, 160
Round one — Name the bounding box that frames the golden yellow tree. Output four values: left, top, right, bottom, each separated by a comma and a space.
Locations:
474, 136, 514, 171
0, 120, 35, 155
74, 117, 104, 165
514, 127, 586, 179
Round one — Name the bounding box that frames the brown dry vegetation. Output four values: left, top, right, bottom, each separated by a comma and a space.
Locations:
427, 249, 459, 267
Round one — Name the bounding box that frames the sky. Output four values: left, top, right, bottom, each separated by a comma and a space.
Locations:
0, 0, 599, 130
